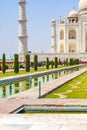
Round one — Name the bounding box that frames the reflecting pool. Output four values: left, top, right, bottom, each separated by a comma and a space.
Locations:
0, 66, 80, 98
0, 72, 62, 98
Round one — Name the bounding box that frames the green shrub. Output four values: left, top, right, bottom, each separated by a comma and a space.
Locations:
46, 57, 49, 69
69, 58, 74, 66
14, 54, 19, 73
2, 53, 6, 73
59, 58, 61, 65
54, 57, 58, 68
25, 54, 30, 72
66, 58, 68, 66
51, 61, 54, 68
34, 55, 38, 71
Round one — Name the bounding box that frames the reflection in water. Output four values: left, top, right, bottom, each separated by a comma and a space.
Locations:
25, 80, 30, 90
9, 83, 12, 95
55, 73, 58, 79
9, 87, 12, 95
14, 82, 19, 93
29, 77, 32, 88
34, 77, 38, 87
52, 73, 54, 79
43, 76, 45, 83
60, 71, 64, 77
0, 69, 74, 98
47, 75, 49, 82
19, 81, 26, 92
2, 86, 6, 97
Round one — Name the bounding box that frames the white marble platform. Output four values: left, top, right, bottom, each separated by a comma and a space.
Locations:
0, 114, 87, 130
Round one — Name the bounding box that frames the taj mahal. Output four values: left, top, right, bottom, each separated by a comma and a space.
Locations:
18, 0, 87, 62
54, 0, 87, 54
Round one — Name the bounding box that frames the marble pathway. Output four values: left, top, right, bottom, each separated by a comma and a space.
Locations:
0, 114, 87, 129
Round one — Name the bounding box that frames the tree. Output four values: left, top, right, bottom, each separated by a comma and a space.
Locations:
2, 53, 6, 73
75, 59, 80, 65
34, 55, 38, 71
59, 58, 61, 66
63, 59, 66, 66
51, 60, 54, 69
66, 58, 68, 66
69, 58, 74, 66
46, 57, 49, 69
54, 57, 58, 68
25, 54, 30, 72
14, 54, 19, 73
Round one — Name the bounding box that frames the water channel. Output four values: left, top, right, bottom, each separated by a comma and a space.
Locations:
0, 68, 75, 98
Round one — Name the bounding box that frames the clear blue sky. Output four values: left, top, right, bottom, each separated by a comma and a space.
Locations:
0, 0, 79, 59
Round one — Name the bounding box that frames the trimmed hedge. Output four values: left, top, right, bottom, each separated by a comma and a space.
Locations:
14, 54, 19, 73
25, 54, 30, 72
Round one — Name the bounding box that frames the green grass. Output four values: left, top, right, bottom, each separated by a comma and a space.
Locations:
23, 111, 87, 114
0, 65, 68, 79
0, 68, 46, 78
45, 71, 87, 99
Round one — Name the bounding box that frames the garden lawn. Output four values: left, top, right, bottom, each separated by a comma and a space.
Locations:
0, 65, 67, 79
45, 71, 87, 99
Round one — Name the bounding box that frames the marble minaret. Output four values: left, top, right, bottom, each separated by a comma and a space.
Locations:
18, 0, 28, 61
51, 19, 57, 53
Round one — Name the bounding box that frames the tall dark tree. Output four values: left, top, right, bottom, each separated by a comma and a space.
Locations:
74, 59, 80, 65
63, 59, 66, 66
2, 53, 6, 73
59, 58, 61, 66
25, 54, 30, 72
34, 55, 38, 71
69, 58, 74, 66
46, 57, 49, 69
51, 60, 54, 69
14, 54, 19, 73
66, 58, 68, 66
54, 57, 58, 68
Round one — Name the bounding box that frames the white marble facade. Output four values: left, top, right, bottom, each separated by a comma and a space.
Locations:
52, 0, 87, 54
18, 0, 87, 62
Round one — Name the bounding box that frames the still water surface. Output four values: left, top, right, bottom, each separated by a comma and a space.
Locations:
0, 69, 73, 98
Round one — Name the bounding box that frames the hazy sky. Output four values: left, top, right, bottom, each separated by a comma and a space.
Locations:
0, 0, 79, 58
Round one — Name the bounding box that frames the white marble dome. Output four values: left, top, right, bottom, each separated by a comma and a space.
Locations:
79, 0, 87, 15
79, 0, 87, 11
69, 9, 78, 17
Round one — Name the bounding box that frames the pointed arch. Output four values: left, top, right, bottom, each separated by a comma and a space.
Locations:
69, 29, 76, 39
69, 43, 76, 52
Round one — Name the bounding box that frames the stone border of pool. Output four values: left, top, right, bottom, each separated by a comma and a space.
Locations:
0, 66, 87, 113
0, 65, 85, 85
13, 105, 87, 114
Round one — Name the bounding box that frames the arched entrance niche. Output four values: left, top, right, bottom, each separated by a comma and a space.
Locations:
69, 43, 76, 52
68, 30, 76, 39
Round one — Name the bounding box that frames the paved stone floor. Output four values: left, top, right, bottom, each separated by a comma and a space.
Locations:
0, 67, 87, 113
0, 114, 87, 129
